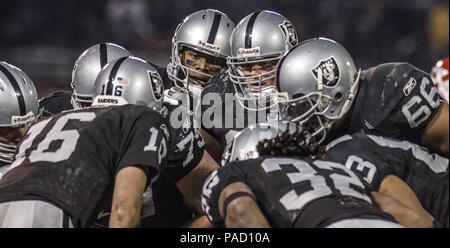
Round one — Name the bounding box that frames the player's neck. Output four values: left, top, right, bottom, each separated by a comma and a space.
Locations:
329, 104, 354, 138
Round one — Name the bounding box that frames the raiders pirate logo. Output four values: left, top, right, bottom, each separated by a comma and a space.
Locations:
148, 70, 163, 101
311, 57, 340, 87
279, 21, 298, 48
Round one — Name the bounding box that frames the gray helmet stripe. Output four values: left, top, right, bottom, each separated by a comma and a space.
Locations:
106, 57, 128, 95
207, 13, 222, 44
0, 64, 26, 116
245, 11, 262, 49
99, 43, 108, 68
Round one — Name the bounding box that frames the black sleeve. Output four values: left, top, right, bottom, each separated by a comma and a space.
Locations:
164, 120, 205, 183
353, 63, 442, 144
116, 113, 170, 186
38, 91, 74, 117
201, 163, 247, 227
394, 65, 441, 133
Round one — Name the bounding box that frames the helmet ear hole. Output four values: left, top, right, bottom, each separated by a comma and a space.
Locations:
334, 92, 342, 101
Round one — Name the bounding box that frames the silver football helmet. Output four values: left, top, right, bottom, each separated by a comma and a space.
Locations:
71, 42, 132, 109
167, 9, 235, 99
92, 56, 165, 114
227, 10, 298, 110
222, 120, 300, 165
276, 37, 361, 144
0, 62, 40, 163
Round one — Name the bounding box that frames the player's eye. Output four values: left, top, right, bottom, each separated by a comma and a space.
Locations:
262, 60, 278, 70
191, 53, 199, 59
237, 65, 252, 72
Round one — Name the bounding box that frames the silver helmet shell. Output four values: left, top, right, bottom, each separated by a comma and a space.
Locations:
222, 120, 299, 165
92, 56, 165, 114
276, 37, 361, 144
71, 42, 132, 109
0, 62, 39, 163
227, 10, 298, 110
167, 9, 235, 98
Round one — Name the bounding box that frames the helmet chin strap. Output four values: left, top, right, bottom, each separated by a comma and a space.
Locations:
337, 69, 361, 119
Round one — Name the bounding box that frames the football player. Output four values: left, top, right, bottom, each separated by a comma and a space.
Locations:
90, 56, 219, 228
202, 120, 425, 228
197, 10, 299, 162
274, 40, 449, 226
276, 37, 449, 157
430, 56, 449, 103
38, 42, 132, 117
0, 62, 40, 179
0, 57, 170, 227
166, 9, 235, 102
165, 9, 236, 164
253, 121, 447, 227
324, 133, 448, 228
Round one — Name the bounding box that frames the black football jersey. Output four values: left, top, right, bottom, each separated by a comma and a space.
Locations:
139, 99, 205, 227
202, 156, 395, 227
38, 91, 74, 117
349, 63, 442, 144
164, 95, 205, 182
92, 100, 205, 228
0, 104, 170, 227
197, 73, 278, 153
325, 133, 449, 227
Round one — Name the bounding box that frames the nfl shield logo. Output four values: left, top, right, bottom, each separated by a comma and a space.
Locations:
311, 57, 340, 87
148, 70, 163, 101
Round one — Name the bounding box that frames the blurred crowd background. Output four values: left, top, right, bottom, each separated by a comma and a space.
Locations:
0, 0, 448, 98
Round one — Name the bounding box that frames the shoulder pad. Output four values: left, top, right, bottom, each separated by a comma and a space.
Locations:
362, 62, 421, 83
38, 90, 72, 103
